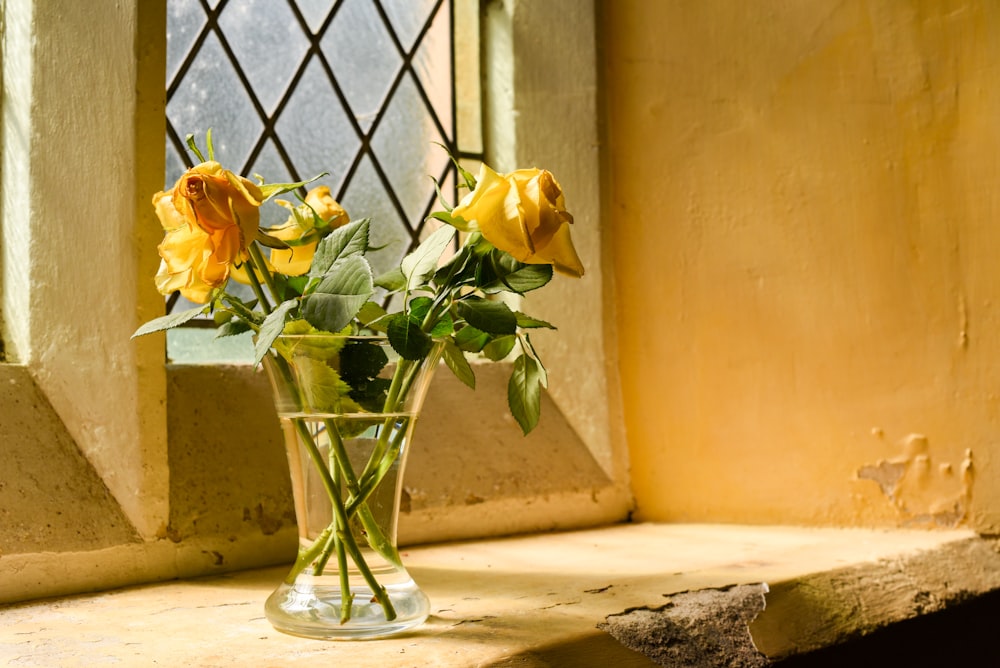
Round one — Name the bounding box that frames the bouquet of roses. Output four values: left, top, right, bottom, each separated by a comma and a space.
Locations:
134, 133, 583, 433
132, 133, 584, 632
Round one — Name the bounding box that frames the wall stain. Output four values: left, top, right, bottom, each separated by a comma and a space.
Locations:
857, 432, 973, 528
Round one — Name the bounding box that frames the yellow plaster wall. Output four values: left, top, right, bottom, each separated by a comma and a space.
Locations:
604, 0, 1000, 531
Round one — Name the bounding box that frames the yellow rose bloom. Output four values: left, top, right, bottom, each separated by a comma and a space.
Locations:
153, 190, 227, 303
152, 162, 263, 303
172, 160, 263, 256
268, 186, 348, 276
452, 164, 584, 278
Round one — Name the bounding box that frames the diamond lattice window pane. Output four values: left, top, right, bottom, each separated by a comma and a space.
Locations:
247, 140, 299, 228
167, 32, 262, 171
294, 0, 336, 34
412, 1, 453, 137
381, 0, 439, 53
219, 0, 310, 114
274, 57, 359, 193
166, 0, 205, 85
340, 154, 413, 276
371, 73, 450, 223
322, 0, 401, 132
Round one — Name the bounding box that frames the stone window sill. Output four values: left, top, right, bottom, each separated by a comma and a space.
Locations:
3, 523, 997, 667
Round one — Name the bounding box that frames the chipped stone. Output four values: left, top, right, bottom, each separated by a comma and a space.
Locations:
600, 584, 770, 668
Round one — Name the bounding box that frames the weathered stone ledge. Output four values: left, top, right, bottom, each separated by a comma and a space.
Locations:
3, 524, 995, 667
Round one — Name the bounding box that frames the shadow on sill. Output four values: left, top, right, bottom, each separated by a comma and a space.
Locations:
773, 588, 1000, 667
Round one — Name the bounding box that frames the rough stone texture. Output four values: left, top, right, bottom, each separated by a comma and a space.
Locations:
0, 366, 139, 554
166, 364, 295, 548
750, 536, 1000, 658
1, 525, 994, 666
600, 584, 770, 668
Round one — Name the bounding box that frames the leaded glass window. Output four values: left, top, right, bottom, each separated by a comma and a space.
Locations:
164, 0, 482, 361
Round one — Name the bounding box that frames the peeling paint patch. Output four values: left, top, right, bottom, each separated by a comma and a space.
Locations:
857, 433, 973, 527
599, 584, 770, 668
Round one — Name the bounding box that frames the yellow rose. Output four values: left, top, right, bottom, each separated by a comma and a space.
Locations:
153, 191, 226, 303
172, 160, 263, 256
267, 186, 348, 276
451, 164, 584, 278
152, 162, 263, 303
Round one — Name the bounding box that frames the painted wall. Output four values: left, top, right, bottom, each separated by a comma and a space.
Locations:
604, 1, 1000, 531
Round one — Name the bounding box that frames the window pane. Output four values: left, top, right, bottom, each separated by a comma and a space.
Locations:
163, 0, 481, 363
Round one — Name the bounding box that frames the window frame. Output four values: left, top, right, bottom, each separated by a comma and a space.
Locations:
1, 0, 170, 538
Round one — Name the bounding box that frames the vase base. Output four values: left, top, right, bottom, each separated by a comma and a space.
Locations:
265, 579, 430, 640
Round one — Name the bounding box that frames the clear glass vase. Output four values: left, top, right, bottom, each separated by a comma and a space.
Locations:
261, 334, 440, 640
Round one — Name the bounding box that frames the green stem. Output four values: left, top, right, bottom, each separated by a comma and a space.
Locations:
326, 459, 397, 621
345, 417, 410, 519
325, 447, 354, 623
282, 524, 333, 584
243, 244, 274, 315
324, 418, 403, 568
248, 241, 281, 305
353, 361, 419, 493
335, 534, 353, 624
289, 417, 396, 621
350, 297, 449, 519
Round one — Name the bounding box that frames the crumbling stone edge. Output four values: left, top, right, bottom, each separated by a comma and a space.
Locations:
599, 536, 1000, 667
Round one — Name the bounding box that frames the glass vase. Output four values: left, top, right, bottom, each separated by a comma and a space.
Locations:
261, 334, 440, 640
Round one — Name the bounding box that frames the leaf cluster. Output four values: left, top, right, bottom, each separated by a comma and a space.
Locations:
134, 157, 564, 436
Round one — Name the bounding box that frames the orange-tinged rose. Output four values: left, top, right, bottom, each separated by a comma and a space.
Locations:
268, 186, 348, 276
152, 162, 264, 302
451, 165, 584, 277
153, 191, 230, 303
172, 161, 263, 254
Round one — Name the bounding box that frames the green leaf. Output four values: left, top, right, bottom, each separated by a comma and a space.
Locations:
216, 320, 252, 338
279, 319, 317, 336
400, 225, 455, 293
308, 219, 370, 279
441, 338, 475, 389
293, 357, 360, 414
257, 173, 326, 202
374, 267, 406, 292
482, 264, 553, 295
339, 340, 392, 412
267, 273, 306, 302
454, 324, 490, 353
433, 141, 477, 190
482, 334, 517, 361
456, 298, 517, 335
131, 305, 208, 338
515, 312, 556, 329
508, 353, 542, 435
272, 324, 349, 362
521, 333, 549, 388
356, 301, 388, 326
300, 255, 374, 333
387, 313, 433, 360
429, 178, 454, 213
254, 230, 291, 250
409, 296, 454, 336
433, 243, 476, 287
254, 299, 298, 366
